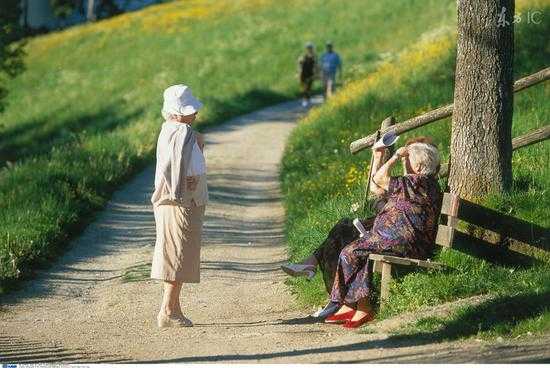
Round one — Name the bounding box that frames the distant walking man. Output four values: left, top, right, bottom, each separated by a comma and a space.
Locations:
298, 42, 317, 107
320, 41, 342, 100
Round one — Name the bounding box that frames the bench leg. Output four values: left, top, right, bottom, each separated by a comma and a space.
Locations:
373, 259, 382, 274
380, 261, 392, 308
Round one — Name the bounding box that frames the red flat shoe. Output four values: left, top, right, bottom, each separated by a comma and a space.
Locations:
324, 310, 356, 324
342, 312, 375, 329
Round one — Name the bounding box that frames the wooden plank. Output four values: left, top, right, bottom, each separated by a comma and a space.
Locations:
447, 214, 459, 228
350, 104, 453, 154
435, 224, 454, 247
449, 229, 534, 267
369, 254, 412, 266
512, 67, 550, 93
512, 125, 550, 150
442, 194, 549, 248
509, 238, 550, 263
440, 192, 460, 217
373, 259, 382, 273
380, 116, 397, 164
369, 254, 444, 269
380, 262, 392, 307
416, 259, 445, 270
349, 68, 550, 154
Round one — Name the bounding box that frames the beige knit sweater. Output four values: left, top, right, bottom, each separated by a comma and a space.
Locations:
151, 121, 208, 207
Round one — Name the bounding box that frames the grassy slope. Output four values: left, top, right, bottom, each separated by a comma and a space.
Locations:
281, 0, 550, 340
0, 0, 458, 293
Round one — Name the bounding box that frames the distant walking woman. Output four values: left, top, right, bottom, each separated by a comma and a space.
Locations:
298, 42, 317, 107
150, 84, 208, 328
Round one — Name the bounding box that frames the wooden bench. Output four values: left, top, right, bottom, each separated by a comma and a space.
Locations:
370, 253, 444, 307
370, 191, 550, 309
435, 192, 549, 263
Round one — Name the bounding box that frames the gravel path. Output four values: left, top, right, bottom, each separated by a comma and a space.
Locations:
1, 99, 548, 363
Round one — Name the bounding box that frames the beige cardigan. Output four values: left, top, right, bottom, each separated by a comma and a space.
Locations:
151, 121, 208, 207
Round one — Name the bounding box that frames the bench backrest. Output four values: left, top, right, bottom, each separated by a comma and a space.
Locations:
435, 192, 550, 263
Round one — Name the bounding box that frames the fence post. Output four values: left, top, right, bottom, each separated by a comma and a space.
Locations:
362, 116, 396, 214
380, 116, 396, 164
380, 261, 392, 307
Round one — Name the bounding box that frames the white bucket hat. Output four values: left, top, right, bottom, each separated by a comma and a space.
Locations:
161, 84, 203, 118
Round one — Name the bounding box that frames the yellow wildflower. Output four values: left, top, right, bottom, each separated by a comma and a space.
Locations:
345, 164, 362, 190
28, 0, 273, 56
301, 29, 454, 125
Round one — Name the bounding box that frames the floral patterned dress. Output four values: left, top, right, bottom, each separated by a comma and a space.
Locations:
313, 217, 373, 294
330, 174, 442, 305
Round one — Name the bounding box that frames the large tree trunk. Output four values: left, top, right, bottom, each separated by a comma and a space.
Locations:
449, 0, 514, 202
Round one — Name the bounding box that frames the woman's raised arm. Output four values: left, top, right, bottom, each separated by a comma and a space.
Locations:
370, 147, 407, 195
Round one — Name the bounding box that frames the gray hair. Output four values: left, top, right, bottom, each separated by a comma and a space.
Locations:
407, 143, 440, 176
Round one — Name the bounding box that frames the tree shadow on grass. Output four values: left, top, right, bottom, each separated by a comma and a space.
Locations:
0, 101, 144, 166
388, 291, 550, 344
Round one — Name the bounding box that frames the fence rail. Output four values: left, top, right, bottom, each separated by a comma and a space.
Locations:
512, 125, 550, 150
350, 67, 550, 154
437, 124, 550, 178
436, 192, 549, 264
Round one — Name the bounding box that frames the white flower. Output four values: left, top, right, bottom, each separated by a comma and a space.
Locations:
350, 202, 361, 212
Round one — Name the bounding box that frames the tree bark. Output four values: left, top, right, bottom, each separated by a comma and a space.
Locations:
449, 0, 514, 201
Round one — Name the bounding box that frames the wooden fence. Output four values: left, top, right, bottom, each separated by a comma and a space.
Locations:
436, 192, 550, 264
349, 67, 550, 154
438, 124, 550, 178
351, 67, 550, 265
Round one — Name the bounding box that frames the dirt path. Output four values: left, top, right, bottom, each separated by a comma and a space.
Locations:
1, 100, 549, 363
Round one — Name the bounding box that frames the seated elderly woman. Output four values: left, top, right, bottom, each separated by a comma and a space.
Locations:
282, 136, 442, 328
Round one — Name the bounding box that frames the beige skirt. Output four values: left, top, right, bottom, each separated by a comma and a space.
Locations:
150, 204, 205, 283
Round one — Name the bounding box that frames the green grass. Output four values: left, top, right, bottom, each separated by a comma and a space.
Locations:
389, 292, 550, 341
281, 0, 550, 341
0, 0, 461, 294
121, 262, 151, 283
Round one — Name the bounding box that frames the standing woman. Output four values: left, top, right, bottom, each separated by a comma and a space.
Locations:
298, 42, 317, 107
150, 84, 208, 328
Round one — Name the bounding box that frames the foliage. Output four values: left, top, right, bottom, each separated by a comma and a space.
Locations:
0, 0, 25, 112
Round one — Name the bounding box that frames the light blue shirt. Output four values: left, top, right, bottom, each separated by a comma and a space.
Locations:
321, 52, 341, 75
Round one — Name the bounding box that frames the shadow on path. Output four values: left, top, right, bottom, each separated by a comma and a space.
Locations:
0, 333, 130, 364
138, 333, 550, 364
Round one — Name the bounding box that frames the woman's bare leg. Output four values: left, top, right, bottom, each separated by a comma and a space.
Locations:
350, 297, 373, 321
160, 280, 183, 316
173, 281, 184, 316
333, 303, 355, 316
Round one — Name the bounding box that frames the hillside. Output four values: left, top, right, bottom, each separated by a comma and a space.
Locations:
281, 0, 549, 339
0, 0, 459, 292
